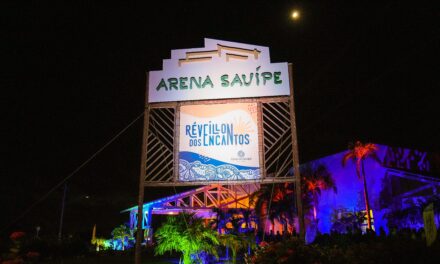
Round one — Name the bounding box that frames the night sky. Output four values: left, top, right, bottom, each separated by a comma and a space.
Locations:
3, 1, 439, 238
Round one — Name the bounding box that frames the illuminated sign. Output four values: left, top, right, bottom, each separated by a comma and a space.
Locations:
179, 103, 260, 181
149, 38, 290, 103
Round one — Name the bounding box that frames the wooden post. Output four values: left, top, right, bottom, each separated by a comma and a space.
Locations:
288, 63, 305, 240
173, 103, 180, 182
57, 183, 67, 242
135, 72, 150, 264
257, 102, 266, 180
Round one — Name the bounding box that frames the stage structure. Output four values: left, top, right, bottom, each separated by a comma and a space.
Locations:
135, 39, 304, 263
124, 184, 259, 233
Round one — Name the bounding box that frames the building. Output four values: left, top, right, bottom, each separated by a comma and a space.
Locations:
124, 144, 440, 241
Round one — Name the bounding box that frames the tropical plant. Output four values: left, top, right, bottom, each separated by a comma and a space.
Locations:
111, 224, 132, 251
330, 209, 367, 233
155, 212, 219, 264
210, 208, 230, 234
250, 232, 440, 264
210, 207, 258, 261
273, 189, 297, 235
384, 195, 440, 230
250, 184, 277, 234
91, 237, 110, 251
302, 163, 337, 220
251, 183, 297, 237
210, 208, 257, 235
8, 231, 26, 260
219, 232, 256, 264
249, 237, 322, 264
227, 214, 244, 234
239, 208, 257, 231
342, 141, 380, 230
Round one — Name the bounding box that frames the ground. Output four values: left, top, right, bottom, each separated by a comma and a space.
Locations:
42, 254, 175, 264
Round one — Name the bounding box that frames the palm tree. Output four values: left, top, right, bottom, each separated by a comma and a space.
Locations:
218, 233, 255, 264
251, 183, 296, 237
228, 214, 244, 234
272, 188, 296, 234
250, 184, 277, 235
302, 163, 337, 220
210, 208, 230, 234
237, 208, 257, 232
111, 224, 131, 251
210, 208, 257, 260
342, 141, 380, 230
155, 212, 219, 264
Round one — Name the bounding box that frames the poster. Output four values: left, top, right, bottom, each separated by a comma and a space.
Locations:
179, 103, 260, 181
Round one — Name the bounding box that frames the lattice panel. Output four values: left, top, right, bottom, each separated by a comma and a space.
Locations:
145, 107, 175, 182
262, 102, 294, 179
143, 99, 297, 185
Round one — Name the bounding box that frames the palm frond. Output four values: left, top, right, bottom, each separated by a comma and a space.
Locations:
342, 152, 355, 167
155, 212, 219, 261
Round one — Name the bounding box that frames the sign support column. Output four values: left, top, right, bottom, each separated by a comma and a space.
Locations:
135, 72, 150, 264
288, 63, 305, 240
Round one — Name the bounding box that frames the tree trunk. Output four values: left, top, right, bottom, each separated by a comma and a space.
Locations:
313, 193, 318, 220
283, 217, 288, 234
183, 252, 191, 264
361, 160, 372, 230
313, 205, 317, 220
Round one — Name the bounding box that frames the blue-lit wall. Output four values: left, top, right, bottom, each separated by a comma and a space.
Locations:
312, 145, 388, 235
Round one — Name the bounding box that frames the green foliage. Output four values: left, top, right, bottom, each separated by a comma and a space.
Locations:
219, 232, 256, 264
91, 237, 112, 251
249, 237, 322, 264
111, 224, 132, 250
155, 212, 219, 264
249, 233, 440, 264
111, 224, 131, 241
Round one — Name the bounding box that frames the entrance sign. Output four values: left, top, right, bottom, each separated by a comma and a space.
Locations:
141, 38, 300, 185
148, 38, 290, 103
136, 39, 306, 261
179, 103, 260, 181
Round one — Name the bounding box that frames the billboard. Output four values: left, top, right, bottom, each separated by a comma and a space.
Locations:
148, 38, 290, 103
143, 39, 298, 186
138, 39, 305, 248
179, 103, 260, 182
